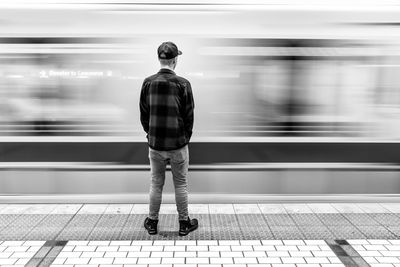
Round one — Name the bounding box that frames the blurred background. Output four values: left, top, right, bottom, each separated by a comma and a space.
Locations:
1, 0, 400, 138
1, 0, 400, 201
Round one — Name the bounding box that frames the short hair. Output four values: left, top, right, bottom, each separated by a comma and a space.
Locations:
159, 57, 176, 67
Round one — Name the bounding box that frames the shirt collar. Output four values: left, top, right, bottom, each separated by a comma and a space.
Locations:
158, 68, 175, 75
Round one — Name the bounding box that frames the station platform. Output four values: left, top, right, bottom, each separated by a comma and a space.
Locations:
0, 203, 399, 267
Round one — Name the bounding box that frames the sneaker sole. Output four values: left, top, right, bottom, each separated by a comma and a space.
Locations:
178, 224, 198, 236
144, 222, 157, 235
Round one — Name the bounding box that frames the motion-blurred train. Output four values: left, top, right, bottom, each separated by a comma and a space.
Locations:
1, 0, 400, 202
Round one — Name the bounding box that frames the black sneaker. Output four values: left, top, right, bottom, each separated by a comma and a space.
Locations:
179, 217, 198, 236
144, 217, 158, 235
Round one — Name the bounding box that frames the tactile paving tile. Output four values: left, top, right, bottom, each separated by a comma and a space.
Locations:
184, 214, 212, 240
297, 225, 335, 239
25, 215, 74, 240
3, 210, 400, 240
94, 214, 130, 227
130, 230, 152, 240
151, 214, 213, 240
290, 213, 325, 226
0, 215, 21, 238
263, 214, 296, 226
315, 213, 353, 226
236, 214, 274, 240
88, 214, 129, 240
0, 215, 20, 227
62, 214, 101, 227
8, 214, 46, 227
56, 215, 101, 240
342, 213, 381, 226
36, 215, 74, 227
0, 227, 33, 240
210, 214, 240, 228
155, 214, 181, 240
356, 225, 397, 239
210, 214, 242, 240
119, 214, 149, 240
0, 215, 48, 240
88, 227, 126, 240
56, 227, 95, 240
369, 213, 400, 226
385, 226, 400, 237
269, 225, 304, 239
25, 227, 62, 240
159, 214, 179, 230
326, 225, 366, 239
236, 214, 269, 228
210, 229, 242, 240
240, 228, 275, 240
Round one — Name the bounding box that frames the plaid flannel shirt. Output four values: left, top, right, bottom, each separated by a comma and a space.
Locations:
140, 68, 194, 151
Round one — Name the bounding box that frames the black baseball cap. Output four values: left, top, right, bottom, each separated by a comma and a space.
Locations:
157, 41, 182, 59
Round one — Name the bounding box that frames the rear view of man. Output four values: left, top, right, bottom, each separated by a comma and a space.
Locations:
139, 41, 198, 236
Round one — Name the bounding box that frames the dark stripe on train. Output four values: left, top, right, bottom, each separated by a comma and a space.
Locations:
0, 142, 398, 165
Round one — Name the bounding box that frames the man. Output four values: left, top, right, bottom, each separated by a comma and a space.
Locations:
139, 41, 198, 236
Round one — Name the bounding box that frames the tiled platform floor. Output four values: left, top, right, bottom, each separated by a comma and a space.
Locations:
50, 239, 344, 267
2, 239, 400, 267
0, 203, 399, 240
0, 240, 44, 266
0, 203, 399, 266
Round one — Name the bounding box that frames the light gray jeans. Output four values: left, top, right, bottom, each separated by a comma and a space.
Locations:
148, 145, 189, 221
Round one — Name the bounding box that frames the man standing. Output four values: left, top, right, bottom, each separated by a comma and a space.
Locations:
140, 41, 198, 236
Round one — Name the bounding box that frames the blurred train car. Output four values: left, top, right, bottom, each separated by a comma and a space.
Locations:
0, 0, 400, 202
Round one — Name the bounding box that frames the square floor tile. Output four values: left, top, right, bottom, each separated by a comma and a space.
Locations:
209, 204, 235, 214
307, 204, 339, 213
189, 204, 209, 214
258, 204, 287, 214
331, 203, 365, 213
380, 203, 400, 213
159, 204, 178, 214
51, 204, 82, 214
0, 205, 34, 214
356, 203, 391, 213
23, 204, 58, 214
130, 204, 148, 214
78, 204, 108, 214
104, 204, 133, 214
284, 204, 313, 213
234, 204, 261, 214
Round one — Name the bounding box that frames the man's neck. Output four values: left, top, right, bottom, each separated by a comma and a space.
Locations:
160, 66, 175, 71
